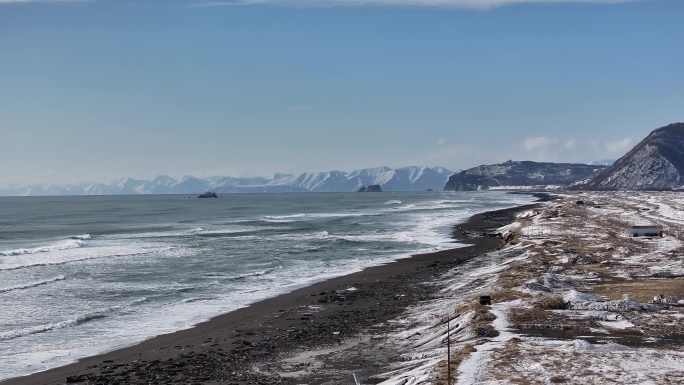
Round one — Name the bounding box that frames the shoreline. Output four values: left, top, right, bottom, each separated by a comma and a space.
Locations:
2, 192, 550, 385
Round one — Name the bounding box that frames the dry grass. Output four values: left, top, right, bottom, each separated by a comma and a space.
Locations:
454, 297, 500, 339
533, 295, 568, 310
589, 278, 684, 303
508, 306, 566, 328
433, 344, 477, 385
629, 312, 684, 339
483, 288, 531, 303
496, 263, 541, 289
489, 339, 546, 385
569, 264, 618, 280
506, 306, 594, 335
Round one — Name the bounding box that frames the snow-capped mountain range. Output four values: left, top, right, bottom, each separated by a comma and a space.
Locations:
0, 166, 453, 196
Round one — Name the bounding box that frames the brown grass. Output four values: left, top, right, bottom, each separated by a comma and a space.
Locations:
508, 307, 565, 327
588, 278, 684, 303
454, 296, 500, 339
433, 344, 477, 385
489, 339, 546, 385
496, 263, 541, 289
533, 295, 568, 310
482, 288, 531, 303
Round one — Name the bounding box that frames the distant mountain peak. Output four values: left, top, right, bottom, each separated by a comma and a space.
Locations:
0, 166, 454, 196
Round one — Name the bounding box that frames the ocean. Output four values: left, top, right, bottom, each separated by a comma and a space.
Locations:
0, 191, 535, 380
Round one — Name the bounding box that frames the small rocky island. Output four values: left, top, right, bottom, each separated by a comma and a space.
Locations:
358, 184, 383, 192
198, 191, 218, 198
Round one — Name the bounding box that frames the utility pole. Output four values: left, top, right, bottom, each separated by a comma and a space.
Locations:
447, 315, 451, 385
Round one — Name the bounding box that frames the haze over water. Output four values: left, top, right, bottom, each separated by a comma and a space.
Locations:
0, 191, 535, 380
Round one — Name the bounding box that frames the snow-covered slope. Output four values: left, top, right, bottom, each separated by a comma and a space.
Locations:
581, 122, 684, 190
0, 166, 453, 196
443, 160, 606, 191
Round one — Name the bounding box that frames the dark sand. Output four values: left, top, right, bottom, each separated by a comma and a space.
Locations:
3, 193, 549, 385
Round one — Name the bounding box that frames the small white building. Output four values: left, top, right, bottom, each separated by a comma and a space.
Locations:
625, 225, 664, 238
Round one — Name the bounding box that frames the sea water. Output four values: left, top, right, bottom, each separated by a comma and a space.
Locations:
0, 191, 535, 380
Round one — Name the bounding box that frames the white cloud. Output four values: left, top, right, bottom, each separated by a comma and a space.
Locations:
518, 135, 636, 163
189, 0, 266, 7
522, 136, 558, 152
411, 140, 506, 170
0, 0, 638, 8
189, 0, 639, 9
0, 0, 88, 3
563, 138, 579, 150
605, 137, 634, 154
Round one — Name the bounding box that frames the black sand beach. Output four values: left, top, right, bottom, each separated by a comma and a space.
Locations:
3, 193, 549, 385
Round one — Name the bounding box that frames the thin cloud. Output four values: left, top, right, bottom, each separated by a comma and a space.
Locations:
190, 0, 640, 9
189, 0, 266, 7
0, 0, 88, 3
519, 136, 636, 163
0, 0, 638, 8
522, 136, 560, 152
410, 138, 496, 170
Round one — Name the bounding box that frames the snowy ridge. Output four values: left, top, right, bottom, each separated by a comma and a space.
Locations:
581, 122, 684, 190
0, 166, 452, 196
444, 160, 606, 191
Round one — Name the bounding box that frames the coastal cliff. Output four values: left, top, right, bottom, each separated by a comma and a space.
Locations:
443, 160, 605, 191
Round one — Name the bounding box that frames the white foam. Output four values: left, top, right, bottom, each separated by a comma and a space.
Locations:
0, 319, 78, 341
261, 214, 306, 222
0, 191, 541, 381
0, 239, 86, 257
0, 275, 66, 293
0, 244, 163, 271
69, 234, 91, 240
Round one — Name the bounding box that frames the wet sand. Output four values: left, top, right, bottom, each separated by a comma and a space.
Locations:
3, 193, 549, 385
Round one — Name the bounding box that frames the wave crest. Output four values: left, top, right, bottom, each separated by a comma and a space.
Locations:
0, 319, 78, 341
0, 275, 66, 293
0, 238, 87, 257
0, 305, 123, 342
261, 214, 306, 222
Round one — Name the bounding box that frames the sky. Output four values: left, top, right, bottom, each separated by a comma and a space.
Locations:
1, 0, 682, 186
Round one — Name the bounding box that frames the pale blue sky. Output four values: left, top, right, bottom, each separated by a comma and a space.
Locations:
1, 0, 682, 186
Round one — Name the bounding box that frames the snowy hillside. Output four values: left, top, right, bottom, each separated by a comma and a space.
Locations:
581, 122, 684, 190
0, 166, 453, 196
444, 160, 606, 191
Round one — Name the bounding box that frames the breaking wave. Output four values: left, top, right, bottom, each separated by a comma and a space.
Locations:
0, 237, 88, 257
0, 304, 125, 342
0, 319, 79, 341
69, 234, 92, 241
0, 275, 66, 293
261, 214, 306, 222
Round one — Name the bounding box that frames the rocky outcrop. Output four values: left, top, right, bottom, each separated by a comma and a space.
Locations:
198, 191, 218, 198
444, 161, 605, 191
579, 123, 684, 190
358, 185, 383, 192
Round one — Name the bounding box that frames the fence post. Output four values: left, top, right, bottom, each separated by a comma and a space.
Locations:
447, 315, 451, 384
